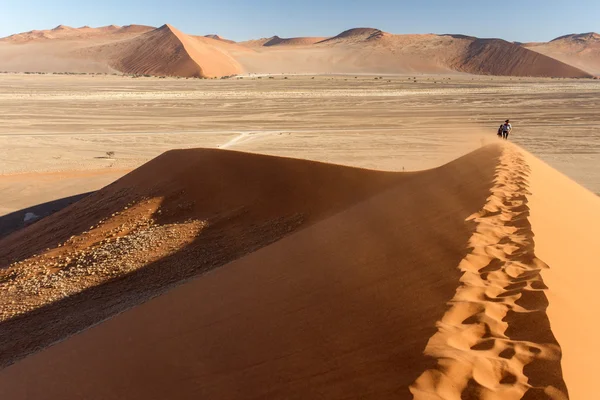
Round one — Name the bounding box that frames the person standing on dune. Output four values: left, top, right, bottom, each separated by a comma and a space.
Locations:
501, 119, 512, 140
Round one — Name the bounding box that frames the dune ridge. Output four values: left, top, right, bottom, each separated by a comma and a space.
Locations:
411, 145, 567, 399
0, 145, 502, 399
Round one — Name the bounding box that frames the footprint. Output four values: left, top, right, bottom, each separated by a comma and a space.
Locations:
471, 339, 495, 351
499, 347, 516, 359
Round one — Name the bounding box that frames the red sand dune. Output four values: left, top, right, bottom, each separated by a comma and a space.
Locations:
450, 37, 591, 77
0, 144, 596, 398
524, 32, 600, 75
0, 145, 502, 398
0, 148, 406, 368
91, 24, 246, 77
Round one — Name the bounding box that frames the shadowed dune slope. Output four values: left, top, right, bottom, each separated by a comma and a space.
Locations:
0, 145, 502, 399
453, 38, 592, 77
204, 34, 236, 44
524, 33, 600, 75
317, 27, 387, 44
0, 149, 409, 368
96, 24, 244, 77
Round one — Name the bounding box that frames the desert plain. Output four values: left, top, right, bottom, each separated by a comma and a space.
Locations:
1, 73, 599, 220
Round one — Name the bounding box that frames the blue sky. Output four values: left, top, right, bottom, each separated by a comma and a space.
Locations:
1, 0, 598, 42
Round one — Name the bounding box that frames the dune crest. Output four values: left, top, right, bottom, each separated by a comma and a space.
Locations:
411, 145, 567, 399
524, 148, 600, 399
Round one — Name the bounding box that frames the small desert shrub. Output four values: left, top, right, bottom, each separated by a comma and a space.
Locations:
106, 151, 115, 158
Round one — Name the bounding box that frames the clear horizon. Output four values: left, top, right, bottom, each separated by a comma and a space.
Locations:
1, 0, 599, 43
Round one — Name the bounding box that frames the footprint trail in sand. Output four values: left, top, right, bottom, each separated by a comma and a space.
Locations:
410, 145, 568, 400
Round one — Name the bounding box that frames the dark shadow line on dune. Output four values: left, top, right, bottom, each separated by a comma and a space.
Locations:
0, 192, 95, 240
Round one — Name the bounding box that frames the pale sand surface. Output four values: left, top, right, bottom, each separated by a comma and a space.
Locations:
0, 73, 598, 221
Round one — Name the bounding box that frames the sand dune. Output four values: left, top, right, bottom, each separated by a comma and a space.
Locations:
86, 24, 246, 77
0, 148, 406, 367
451, 37, 591, 77
318, 27, 387, 44
0, 143, 596, 398
204, 34, 236, 44
0, 145, 501, 398
0, 24, 154, 43
240, 35, 327, 47
234, 28, 591, 77
0, 24, 594, 77
524, 33, 600, 75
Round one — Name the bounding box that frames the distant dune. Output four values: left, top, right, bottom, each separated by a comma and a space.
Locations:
204, 34, 236, 44
234, 28, 591, 77
0, 24, 595, 78
318, 27, 387, 43
1, 143, 595, 398
0, 24, 154, 43
84, 24, 245, 78
451, 37, 591, 77
524, 32, 600, 75
240, 35, 327, 47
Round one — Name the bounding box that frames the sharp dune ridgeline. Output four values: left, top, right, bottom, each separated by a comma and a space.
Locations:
0, 23, 595, 77
1, 143, 598, 399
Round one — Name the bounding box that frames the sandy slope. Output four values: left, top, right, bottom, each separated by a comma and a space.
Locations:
0, 145, 501, 399
524, 147, 600, 399
0, 149, 407, 367
0, 144, 595, 398
525, 33, 600, 75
